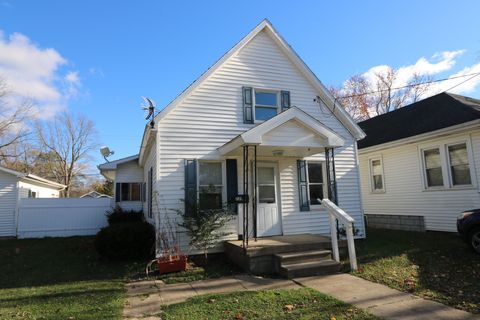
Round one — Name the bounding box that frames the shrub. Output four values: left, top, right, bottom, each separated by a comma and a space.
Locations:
106, 205, 144, 225
94, 221, 155, 260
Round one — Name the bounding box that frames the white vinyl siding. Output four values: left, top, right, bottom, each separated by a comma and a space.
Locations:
154, 29, 365, 253
0, 171, 18, 236
360, 130, 480, 232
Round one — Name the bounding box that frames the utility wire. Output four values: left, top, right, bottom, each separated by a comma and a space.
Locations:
335, 71, 480, 100
443, 73, 480, 93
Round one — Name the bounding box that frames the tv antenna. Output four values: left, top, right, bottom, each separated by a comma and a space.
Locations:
141, 97, 156, 129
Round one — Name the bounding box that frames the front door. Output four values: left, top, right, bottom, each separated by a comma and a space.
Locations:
256, 163, 282, 237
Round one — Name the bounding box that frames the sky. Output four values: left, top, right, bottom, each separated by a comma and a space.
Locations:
1, 1, 479, 175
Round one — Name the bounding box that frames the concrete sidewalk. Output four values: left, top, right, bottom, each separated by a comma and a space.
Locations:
294, 274, 479, 320
123, 275, 299, 318
124, 273, 479, 320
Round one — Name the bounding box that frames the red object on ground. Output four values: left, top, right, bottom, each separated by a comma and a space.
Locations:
157, 255, 188, 274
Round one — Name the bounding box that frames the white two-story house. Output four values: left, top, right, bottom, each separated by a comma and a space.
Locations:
99, 20, 366, 275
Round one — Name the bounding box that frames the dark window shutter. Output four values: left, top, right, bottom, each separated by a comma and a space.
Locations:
226, 159, 238, 213
115, 183, 121, 202
281, 90, 291, 111
297, 160, 310, 211
141, 182, 146, 202
184, 159, 197, 215
243, 87, 254, 124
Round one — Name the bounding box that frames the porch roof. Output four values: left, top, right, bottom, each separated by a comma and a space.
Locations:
218, 107, 345, 157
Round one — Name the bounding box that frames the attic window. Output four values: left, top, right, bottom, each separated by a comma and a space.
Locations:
255, 90, 278, 121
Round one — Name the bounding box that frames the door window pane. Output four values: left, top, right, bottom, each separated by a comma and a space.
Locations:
259, 186, 275, 203
448, 144, 471, 185
424, 148, 443, 187
258, 167, 275, 184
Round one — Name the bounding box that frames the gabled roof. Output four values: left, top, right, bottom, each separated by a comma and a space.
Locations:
0, 165, 66, 190
139, 19, 365, 160
97, 154, 139, 170
358, 93, 480, 149
219, 107, 345, 155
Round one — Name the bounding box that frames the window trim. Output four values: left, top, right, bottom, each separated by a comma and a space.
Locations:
418, 137, 476, 191
253, 88, 280, 123
446, 142, 474, 188
421, 146, 446, 190
118, 182, 143, 202
306, 161, 327, 208
197, 160, 226, 210
368, 156, 386, 193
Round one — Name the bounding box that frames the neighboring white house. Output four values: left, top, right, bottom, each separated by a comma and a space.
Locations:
358, 93, 480, 232
98, 155, 144, 211
99, 19, 366, 255
0, 166, 66, 237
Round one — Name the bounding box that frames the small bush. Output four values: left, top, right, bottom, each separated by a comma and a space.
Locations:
106, 205, 144, 225
94, 221, 155, 260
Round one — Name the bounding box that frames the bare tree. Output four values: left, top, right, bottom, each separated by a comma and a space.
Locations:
331, 67, 433, 121
0, 78, 33, 158
36, 112, 97, 197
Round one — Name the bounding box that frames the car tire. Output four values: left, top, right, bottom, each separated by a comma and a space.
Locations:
468, 227, 480, 254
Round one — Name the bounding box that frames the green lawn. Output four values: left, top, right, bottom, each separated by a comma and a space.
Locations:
354, 228, 480, 314
160, 288, 381, 320
0, 237, 142, 320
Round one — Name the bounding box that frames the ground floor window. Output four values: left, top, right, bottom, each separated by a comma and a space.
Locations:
198, 161, 224, 210
307, 162, 324, 205
117, 182, 142, 201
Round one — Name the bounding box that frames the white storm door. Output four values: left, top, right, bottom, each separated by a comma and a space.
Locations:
256, 163, 282, 237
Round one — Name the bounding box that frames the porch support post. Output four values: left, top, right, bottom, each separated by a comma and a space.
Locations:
329, 212, 340, 262
242, 144, 249, 249
253, 145, 257, 241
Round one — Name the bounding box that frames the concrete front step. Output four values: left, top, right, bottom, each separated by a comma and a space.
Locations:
279, 259, 342, 279
274, 249, 332, 265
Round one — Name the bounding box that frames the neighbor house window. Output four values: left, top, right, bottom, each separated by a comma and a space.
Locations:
118, 183, 142, 201
370, 158, 385, 192
254, 90, 278, 121
307, 162, 324, 205
198, 162, 224, 210
448, 143, 471, 186
28, 190, 37, 198
423, 148, 444, 187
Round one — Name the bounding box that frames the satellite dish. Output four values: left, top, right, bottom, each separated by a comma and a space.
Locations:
100, 146, 114, 162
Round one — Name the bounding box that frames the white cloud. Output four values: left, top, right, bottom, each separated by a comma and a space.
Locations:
0, 30, 80, 119
359, 49, 480, 98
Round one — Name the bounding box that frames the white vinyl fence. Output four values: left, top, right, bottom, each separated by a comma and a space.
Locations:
17, 198, 113, 238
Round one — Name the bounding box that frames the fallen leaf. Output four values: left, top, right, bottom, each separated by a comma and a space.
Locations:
284, 304, 295, 312
234, 313, 244, 320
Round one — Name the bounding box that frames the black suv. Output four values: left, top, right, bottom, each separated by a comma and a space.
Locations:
457, 209, 480, 254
